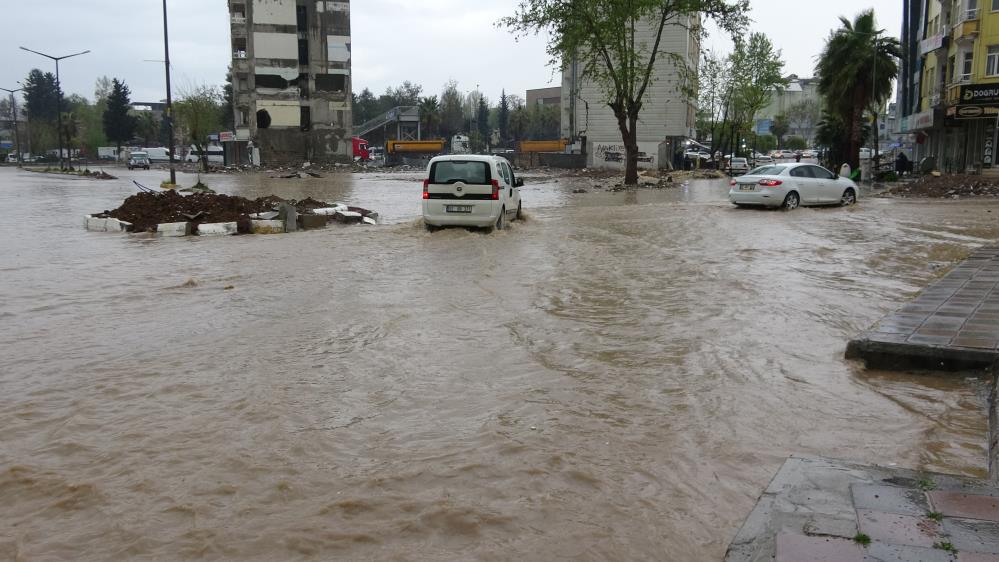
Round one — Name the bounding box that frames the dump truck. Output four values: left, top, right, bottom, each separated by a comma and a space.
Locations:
517, 139, 569, 153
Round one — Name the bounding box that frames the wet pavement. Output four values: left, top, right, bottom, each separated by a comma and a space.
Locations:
2, 165, 999, 560
725, 456, 999, 562
849, 248, 999, 370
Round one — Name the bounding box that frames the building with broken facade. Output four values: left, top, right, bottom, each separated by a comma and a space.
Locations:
560, 15, 700, 171
228, 0, 353, 165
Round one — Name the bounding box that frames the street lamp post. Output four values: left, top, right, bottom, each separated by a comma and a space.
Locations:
162, 0, 176, 185
0, 87, 24, 165
19, 46, 90, 170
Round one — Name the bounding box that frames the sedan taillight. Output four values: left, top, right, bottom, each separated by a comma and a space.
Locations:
758, 179, 783, 187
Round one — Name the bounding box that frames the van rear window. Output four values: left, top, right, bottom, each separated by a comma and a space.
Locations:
430, 161, 491, 185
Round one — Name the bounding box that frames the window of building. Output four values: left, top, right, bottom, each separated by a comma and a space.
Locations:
988, 46, 999, 75
231, 3, 246, 21
255, 74, 288, 89
962, 51, 974, 80
300, 106, 311, 132
298, 39, 309, 65
237, 108, 249, 126
949, 55, 957, 82
993, 0, 999, 11
315, 74, 347, 93
257, 109, 271, 129
233, 38, 247, 59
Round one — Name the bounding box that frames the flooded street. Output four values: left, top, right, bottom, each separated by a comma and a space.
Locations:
2, 165, 997, 561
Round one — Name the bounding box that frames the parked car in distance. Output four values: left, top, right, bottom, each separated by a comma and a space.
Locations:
728, 163, 858, 210
422, 154, 523, 232
729, 157, 750, 175
127, 151, 151, 170
753, 156, 774, 166
778, 150, 796, 159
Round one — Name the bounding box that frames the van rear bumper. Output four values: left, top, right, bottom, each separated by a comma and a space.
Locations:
423, 200, 500, 227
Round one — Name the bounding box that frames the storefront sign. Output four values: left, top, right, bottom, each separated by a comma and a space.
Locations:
219, 131, 235, 142
958, 84, 999, 106
920, 34, 946, 55
947, 105, 999, 120
908, 110, 935, 130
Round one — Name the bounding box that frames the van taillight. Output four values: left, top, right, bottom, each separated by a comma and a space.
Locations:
423, 179, 430, 199
491, 179, 500, 200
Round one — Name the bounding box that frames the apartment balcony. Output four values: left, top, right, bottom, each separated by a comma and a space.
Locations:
946, 75, 974, 105
231, 14, 246, 25
953, 10, 980, 44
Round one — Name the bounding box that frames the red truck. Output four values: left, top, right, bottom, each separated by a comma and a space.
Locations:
352, 137, 370, 161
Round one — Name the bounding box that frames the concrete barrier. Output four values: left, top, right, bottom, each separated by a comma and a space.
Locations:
251, 220, 285, 234
84, 215, 132, 233
156, 222, 191, 237
196, 222, 238, 236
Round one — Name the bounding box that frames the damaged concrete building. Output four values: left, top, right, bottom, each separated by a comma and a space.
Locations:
229, 0, 353, 165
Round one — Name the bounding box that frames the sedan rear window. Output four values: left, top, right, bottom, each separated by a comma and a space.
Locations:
748, 165, 786, 175
430, 161, 491, 185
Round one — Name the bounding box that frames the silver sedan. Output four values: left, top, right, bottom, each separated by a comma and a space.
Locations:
728, 163, 859, 210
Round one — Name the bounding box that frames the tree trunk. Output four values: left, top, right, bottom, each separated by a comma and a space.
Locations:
613, 106, 640, 185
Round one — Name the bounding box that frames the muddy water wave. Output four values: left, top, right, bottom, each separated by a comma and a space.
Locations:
1, 166, 997, 560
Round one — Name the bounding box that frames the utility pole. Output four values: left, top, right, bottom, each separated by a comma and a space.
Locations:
163, 0, 176, 185
0, 87, 24, 165
19, 47, 90, 170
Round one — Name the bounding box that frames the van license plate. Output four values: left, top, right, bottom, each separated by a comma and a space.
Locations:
446, 205, 473, 213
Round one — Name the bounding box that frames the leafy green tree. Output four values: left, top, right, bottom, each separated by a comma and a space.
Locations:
174, 85, 223, 172
439, 80, 464, 140
784, 136, 807, 150
769, 114, 790, 148
816, 9, 900, 169
509, 105, 529, 143
135, 111, 160, 147
419, 96, 440, 138
222, 68, 235, 130
785, 99, 819, 141
697, 50, 731, 158
103, 79, 136, 153
352, 88, 380, 125
23, 69, 60, 123
503, 0, 748, 184
498, 90, 510, 147
477, 96, 490, 146
727, 33, 787, 159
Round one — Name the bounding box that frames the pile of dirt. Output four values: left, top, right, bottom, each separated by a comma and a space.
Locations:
93, 191, 376, 233
886, 174, 999, 198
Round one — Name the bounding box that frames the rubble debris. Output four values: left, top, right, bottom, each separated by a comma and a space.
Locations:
89, 191, 377, 234
885, 174, 999, 198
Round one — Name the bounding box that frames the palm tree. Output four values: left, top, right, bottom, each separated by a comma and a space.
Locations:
816, 9, 900, 169
419, 96, 440, 138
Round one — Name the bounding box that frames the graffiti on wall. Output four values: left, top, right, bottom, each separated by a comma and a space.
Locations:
595, 143, 655, 166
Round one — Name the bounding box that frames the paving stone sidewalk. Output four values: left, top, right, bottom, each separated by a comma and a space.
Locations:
847, 248, 999, 370
725, 456, 999, 562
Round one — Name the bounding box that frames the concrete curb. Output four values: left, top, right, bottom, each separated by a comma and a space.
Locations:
156, 222, 191, 237
84, 215, 132, 233
195, 222, 238, 236
250, 220, 285, 234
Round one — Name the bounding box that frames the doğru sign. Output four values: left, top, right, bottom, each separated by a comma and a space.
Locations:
959, 84, 999, 106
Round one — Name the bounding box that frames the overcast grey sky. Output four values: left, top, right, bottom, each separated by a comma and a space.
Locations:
0, 0, 902, 105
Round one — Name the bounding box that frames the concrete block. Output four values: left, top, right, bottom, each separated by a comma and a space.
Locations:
196, 222, 238, 236
84, 215, 131, 233
251, 220, 285, 234
298, 214, 328, 230
156, 222, 191, 237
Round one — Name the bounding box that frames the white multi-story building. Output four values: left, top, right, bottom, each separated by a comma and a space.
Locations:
228, 0, 353, 165
560, 15, 700, 170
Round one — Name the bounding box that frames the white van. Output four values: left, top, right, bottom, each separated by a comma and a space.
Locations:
422, 154, 523, 231
185, 144, 224, 165
143, 147, 173, 163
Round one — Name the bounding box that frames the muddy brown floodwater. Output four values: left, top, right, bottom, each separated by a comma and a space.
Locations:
1, 166, 998, 561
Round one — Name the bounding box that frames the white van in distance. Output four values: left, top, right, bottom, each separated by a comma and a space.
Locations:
422, 154, 523, 232
185, 144, 224, 165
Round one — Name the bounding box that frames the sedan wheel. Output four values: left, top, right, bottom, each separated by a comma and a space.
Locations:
840, 189, 857, 206
782, 192, 800, 210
